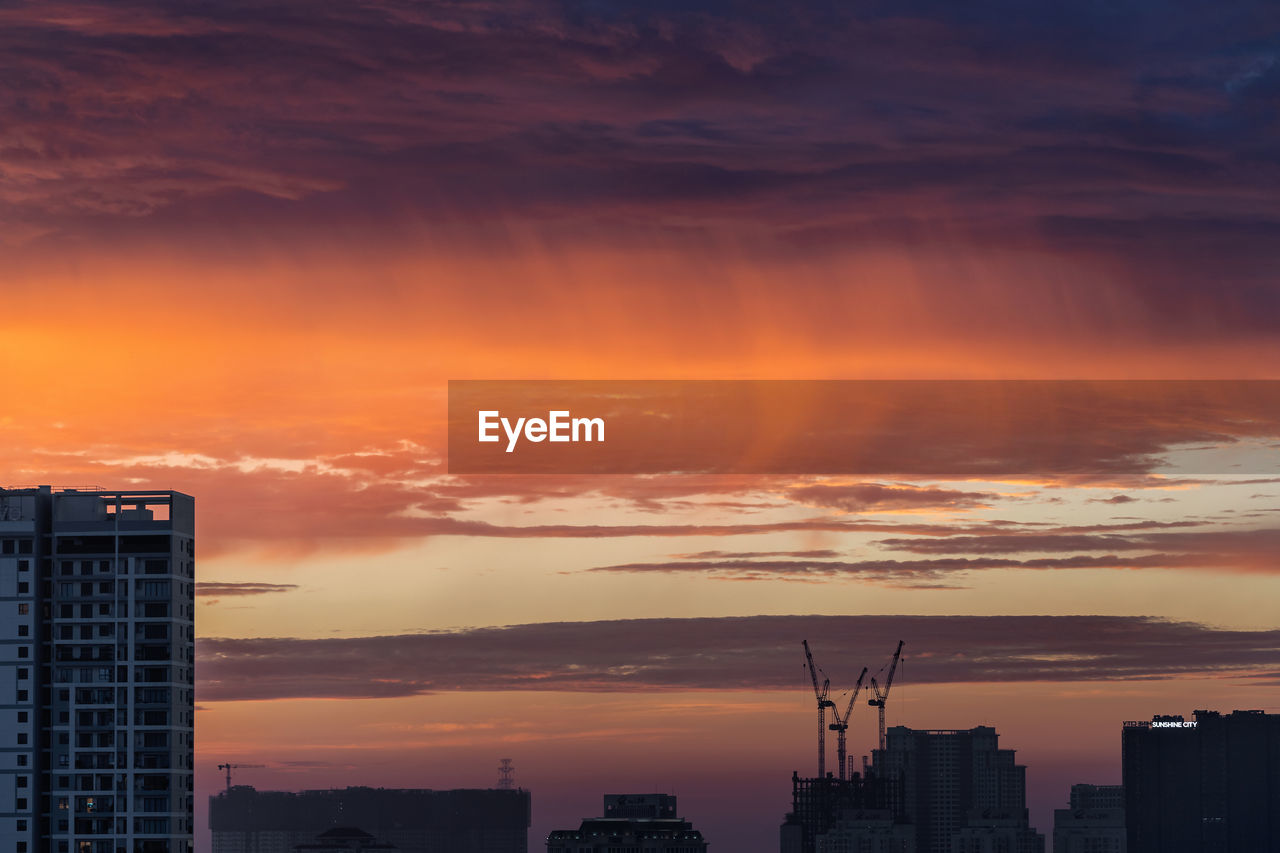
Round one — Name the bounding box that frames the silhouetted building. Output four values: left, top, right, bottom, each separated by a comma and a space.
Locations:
780, 772, 895, 853
546, 794, 706, 852
292, 827, 396, 853
813, 809, 914, 853
872, 725, 1044, 853
950, 810, 1042, 853
210, 786, 530, 853
1052, 785, 1124, 853
1122, 709, 1280, 853
0, 486, 196, 853
601, 794, 677, 820
1065, 786, 1123, 811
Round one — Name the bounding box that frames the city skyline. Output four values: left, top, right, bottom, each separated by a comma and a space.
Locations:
3, 0, 1280, 849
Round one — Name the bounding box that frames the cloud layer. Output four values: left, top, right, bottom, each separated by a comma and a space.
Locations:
198, 614, 1280, 700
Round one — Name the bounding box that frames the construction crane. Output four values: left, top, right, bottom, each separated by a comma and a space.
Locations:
828, 666, 868, 781
867, 640, 904, 752
802, 640, 836, 778
217, 763, 266, 793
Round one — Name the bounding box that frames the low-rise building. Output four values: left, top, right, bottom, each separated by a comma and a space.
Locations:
547, 794, 707, 852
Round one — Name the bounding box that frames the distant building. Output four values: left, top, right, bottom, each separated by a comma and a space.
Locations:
0, 486, 196, 853
1052, 785, 1124, 853
209, 786, 530, 853
291, 827, 396, 853
546, 794, 707, 852
1065, 786, 1123, 811
1122, 709, 1280, 853
871, 725, 1044, 853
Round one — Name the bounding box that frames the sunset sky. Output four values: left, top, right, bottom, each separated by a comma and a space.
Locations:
3, 0, 1280, 849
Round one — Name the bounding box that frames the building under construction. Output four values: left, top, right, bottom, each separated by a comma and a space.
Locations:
209, 786, 530, 853
780, 772, 899, 853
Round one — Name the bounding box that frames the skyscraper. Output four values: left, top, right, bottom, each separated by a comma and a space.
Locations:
1, 486, 195, 853
1122, 709, 1280, 853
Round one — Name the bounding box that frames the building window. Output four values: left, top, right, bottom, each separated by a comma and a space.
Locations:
17, 582, 28, 594
16, 776, 27, 787
15, 798, 26, 810
18, 625, 28, 636
17, 668, 27, 680
17, 755, 27, 766
16, 733, 27, 744
17, 603, 28, 615
17, 646, 27, 658
17, 559, 29, 571
17, 712, 27, 723
17, 690, 27, 701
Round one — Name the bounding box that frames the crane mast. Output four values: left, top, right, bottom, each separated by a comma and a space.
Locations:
828, 666, 868, 780
802, 640, 835, 778
867, 640, 905, 752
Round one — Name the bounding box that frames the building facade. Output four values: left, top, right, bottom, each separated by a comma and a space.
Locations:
1122, 709, 1280, 853
1051, 785, 1124, 853
210, 786, 530, 853
546, 794, 707, 852
1, 486, 196, 853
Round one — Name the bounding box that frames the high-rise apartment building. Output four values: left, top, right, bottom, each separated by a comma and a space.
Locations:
1, 486, 195, 853
871, 726, 1044, 853
1122, 709, 1280, 853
